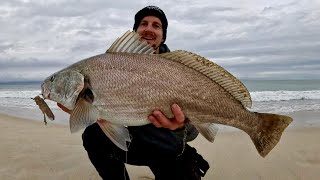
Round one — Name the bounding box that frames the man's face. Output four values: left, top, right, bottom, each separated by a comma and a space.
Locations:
136, 16, 164, 52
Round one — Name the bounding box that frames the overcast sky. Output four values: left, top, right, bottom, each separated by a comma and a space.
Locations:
0, 0, 319, 82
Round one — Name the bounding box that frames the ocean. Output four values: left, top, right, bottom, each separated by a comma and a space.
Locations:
243, 80, 320, 114
0, 80, 320, 126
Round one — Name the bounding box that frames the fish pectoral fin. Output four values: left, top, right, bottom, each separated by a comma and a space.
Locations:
69, 98, 98, 133
97, 119, 131, 151
195, 123, 219, 142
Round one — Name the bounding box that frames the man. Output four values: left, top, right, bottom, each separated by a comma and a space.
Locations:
68, 6, 209, 180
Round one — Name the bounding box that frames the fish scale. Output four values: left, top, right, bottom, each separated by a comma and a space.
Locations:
40, 31, 292, 157
75, 53, 251, 128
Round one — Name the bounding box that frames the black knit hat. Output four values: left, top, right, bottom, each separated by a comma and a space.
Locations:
133, 6, 168, 43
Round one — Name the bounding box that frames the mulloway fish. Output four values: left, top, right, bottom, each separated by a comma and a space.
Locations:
41, 31, 292, 157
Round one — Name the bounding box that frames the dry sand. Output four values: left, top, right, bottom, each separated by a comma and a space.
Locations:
0, 112, 319, 180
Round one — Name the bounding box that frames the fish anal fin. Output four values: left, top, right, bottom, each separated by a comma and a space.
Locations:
195, 123, 219, 142
69, 98, 98, 133
106, 30, 155, 55
97, 119, 131, 151
159, 50, 252, 108
251, 113, 293, 157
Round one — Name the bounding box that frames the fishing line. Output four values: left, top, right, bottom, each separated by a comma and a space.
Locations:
123, 132, 133, 180
178, 119, 190, 156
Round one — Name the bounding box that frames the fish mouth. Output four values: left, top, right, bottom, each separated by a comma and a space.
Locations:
41, 82, 50, 99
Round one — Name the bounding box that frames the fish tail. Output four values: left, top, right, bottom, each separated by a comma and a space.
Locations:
251, 113, 293, 157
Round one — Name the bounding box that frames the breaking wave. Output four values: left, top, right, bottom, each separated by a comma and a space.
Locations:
250, 90, 320, 102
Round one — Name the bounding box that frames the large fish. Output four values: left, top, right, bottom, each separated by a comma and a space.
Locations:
41, 31, 292, 157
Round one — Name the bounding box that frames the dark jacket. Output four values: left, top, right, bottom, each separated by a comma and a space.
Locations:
83, 43, 208, 180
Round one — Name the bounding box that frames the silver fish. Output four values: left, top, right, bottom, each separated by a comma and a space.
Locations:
41, 31, 292, 157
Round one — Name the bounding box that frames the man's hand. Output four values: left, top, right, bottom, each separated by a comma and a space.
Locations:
57, 103, 71, 114
148, 104, 185, 130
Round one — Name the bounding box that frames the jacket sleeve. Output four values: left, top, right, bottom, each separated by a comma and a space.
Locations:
173, 121, 199, 142
159, 44, 170, 53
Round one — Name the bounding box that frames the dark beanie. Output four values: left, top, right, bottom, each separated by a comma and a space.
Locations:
133, 6, 168, 43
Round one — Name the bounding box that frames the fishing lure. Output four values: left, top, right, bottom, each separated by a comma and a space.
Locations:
32, 95, 55, 125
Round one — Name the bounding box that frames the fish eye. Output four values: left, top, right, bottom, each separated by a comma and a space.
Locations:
50, 75, 55, 82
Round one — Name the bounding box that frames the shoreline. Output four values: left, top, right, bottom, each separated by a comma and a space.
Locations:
1, 106, 318, 134
0, 106, 319, 129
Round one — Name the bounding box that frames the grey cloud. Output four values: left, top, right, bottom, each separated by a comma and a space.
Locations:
1, 0, 319, 82
0, 43, 14, 53
0, 57, 69, 69
199, 42, 320, 60
0, 67, 59, 82
165, 1, 320, 81
1, 0, 140, 18
70, 40, 106, 53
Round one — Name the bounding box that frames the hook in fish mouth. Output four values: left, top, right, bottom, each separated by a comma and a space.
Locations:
42, 93, 50, 100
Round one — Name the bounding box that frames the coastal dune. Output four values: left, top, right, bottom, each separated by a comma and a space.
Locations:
0, 112, 319, 180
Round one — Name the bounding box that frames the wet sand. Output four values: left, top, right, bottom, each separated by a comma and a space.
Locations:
0, 111, 319, 180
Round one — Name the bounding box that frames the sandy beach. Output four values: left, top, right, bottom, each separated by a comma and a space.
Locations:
0, 111, 319, 180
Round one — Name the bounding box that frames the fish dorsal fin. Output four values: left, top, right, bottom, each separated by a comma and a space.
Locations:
159, 50, 252, 108
106, 30, 155, 55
